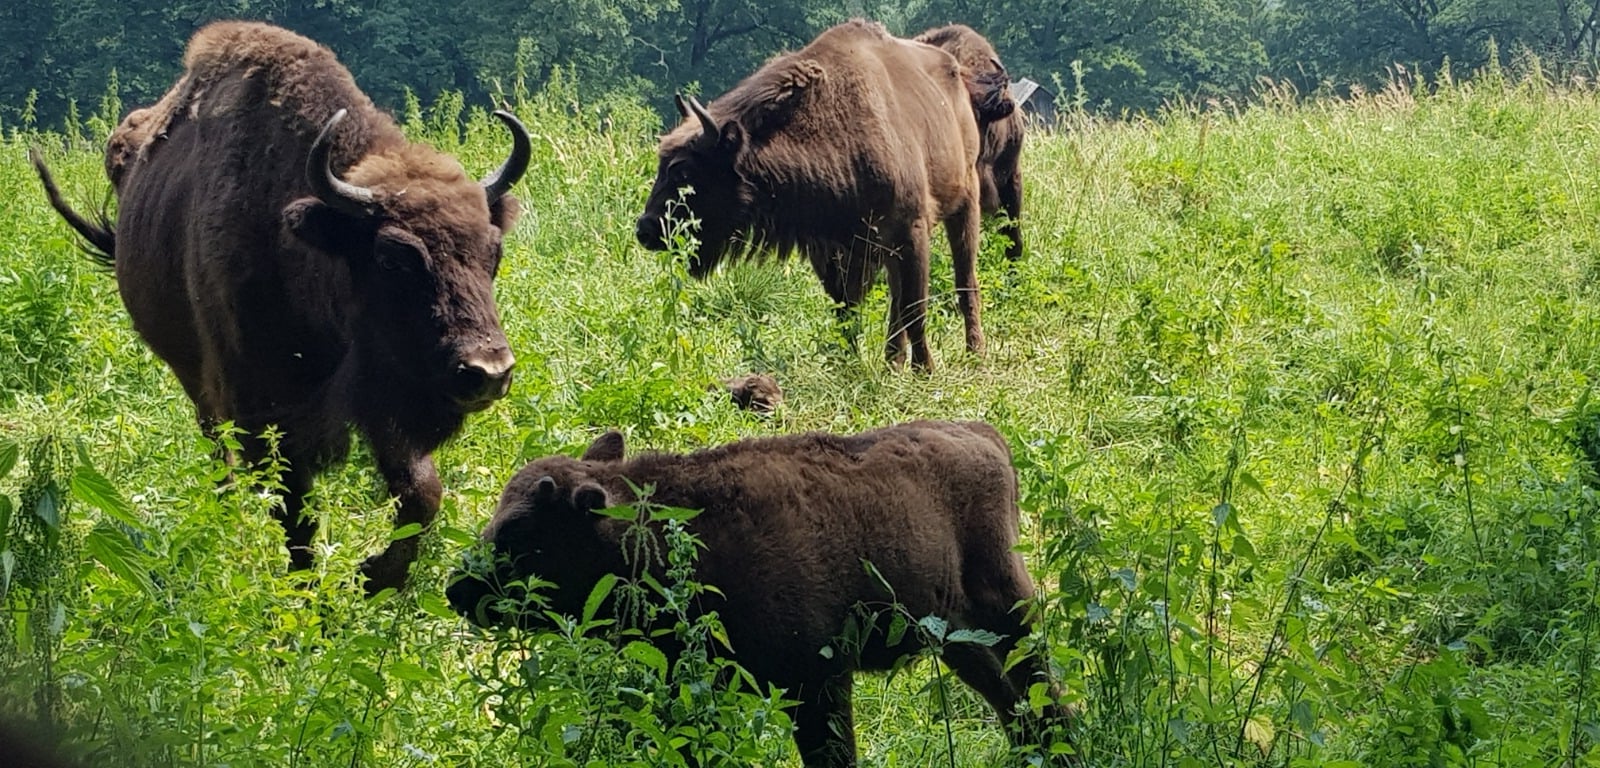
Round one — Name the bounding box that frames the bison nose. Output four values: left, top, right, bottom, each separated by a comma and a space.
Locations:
635, 216, 666, 251
453, 348, 515, 410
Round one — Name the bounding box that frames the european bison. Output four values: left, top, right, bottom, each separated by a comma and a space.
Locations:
915, 24, 1025, 261
447, 420, 1071, 766
634, 20, 989, 370
32, 22, 531, 594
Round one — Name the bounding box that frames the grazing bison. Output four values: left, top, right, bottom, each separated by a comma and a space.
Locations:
448, 420, 1072, 766
915, 24, 1025, 261
32, 21, 531, 594
634, 20, 988, 370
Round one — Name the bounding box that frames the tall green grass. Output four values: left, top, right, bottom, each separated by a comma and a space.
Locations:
2, 67, 1599, 765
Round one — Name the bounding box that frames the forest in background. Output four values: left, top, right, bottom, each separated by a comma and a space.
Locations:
9, 0, 1600, 129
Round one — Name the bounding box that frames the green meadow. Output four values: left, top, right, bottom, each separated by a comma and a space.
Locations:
3, 68, 1599, 765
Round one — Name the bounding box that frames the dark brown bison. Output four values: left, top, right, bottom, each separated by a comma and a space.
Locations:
915, 24, 1025, 261
634, 20, 988, 370
447, 420, 1072, 766
32, 22, 531, 595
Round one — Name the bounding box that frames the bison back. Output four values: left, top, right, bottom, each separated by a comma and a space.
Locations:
662, 420, 1025, 678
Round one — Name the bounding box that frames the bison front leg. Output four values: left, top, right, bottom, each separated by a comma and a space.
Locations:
360, 452, 442, 596
944, 624, 1077, 765
274, 465, 317, 572
792, 674, 858, 768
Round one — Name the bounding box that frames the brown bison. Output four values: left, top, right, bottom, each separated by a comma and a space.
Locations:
447, 420, 1071, 766
915, 24, 1025, 261
634, 20, 990, 370
32, 22, 531, 594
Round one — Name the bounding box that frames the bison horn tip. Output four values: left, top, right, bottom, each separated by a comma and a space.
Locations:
482, 110, 532, 204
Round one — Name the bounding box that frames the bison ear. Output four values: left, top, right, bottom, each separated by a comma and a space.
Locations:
573, 483, 609, 513
717, 120, 744, 152
283, 198, 375, 257
490, 194, 522, 232
582, 431, 625, 462
533, 475, 558, 503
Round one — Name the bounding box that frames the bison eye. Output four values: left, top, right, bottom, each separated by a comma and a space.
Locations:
374, 236, 424, 273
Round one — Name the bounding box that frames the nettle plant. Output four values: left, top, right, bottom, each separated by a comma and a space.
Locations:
455, 491, 794, 767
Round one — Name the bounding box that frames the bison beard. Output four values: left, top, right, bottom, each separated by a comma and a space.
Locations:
635, 20, 990, 370
448, 421, 1075, 766
32, 22, 531, 595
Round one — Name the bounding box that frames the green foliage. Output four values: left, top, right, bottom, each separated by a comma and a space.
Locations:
457, 496, 794, 766
5, 69, 1600, 767
15, 0, 1600, 132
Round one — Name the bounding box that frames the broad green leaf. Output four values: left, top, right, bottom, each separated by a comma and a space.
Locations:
946, 628, 1002, 647
389, 522, 423, 541
388, 661, 439, 683
71, 462, 144, 529
622, 640, 668, 678
583, 572, 618, 624
34, 483, 60, 532
0, 496, 11, 551
0, 439, 17, 481
349, 665, 386, 698
593, 505, 640, 522
1211, 502, 1233, 528
85, 522, 154, 595
417, 592, 457, 621
917, 615, 948, 643
862, 559, 893, 596
1237, 470, 1263, 495
648, 505, 701, 522
885, 612, 908, 647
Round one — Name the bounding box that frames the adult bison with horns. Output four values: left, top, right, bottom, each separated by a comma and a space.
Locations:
448, 420, 1073, 766
635, 20, 1011, 370
33, 21, 531, 594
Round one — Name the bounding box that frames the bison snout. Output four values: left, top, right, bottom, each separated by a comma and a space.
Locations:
446, 572, 504, 627
452, 348, 515, 410
635, 215, 667, 251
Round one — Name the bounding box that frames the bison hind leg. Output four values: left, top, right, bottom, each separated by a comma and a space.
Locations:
943, 198, 985, 356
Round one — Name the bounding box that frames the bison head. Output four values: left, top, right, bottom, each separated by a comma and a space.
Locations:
966, 57, 1016, 124
635, 94, 748, 277
282, 108, 531, 414
447, 431, 627, 628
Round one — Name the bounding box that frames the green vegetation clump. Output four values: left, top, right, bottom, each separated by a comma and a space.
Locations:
3, 70, 1600, 766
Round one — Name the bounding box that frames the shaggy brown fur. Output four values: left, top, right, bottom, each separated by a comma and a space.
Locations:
449, 420, 1073, 767
915, 24, 1025, 261
635, 20, 987, 370
32, 21, 532, 595
721, 372, 783, 413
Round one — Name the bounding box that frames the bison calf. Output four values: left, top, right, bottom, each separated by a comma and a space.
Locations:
448, 420, 1071, 766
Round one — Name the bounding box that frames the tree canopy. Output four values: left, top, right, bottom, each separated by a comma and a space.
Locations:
5, 0, 1600, 128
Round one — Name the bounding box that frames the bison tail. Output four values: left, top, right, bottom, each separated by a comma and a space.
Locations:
29, 148, 116, 268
